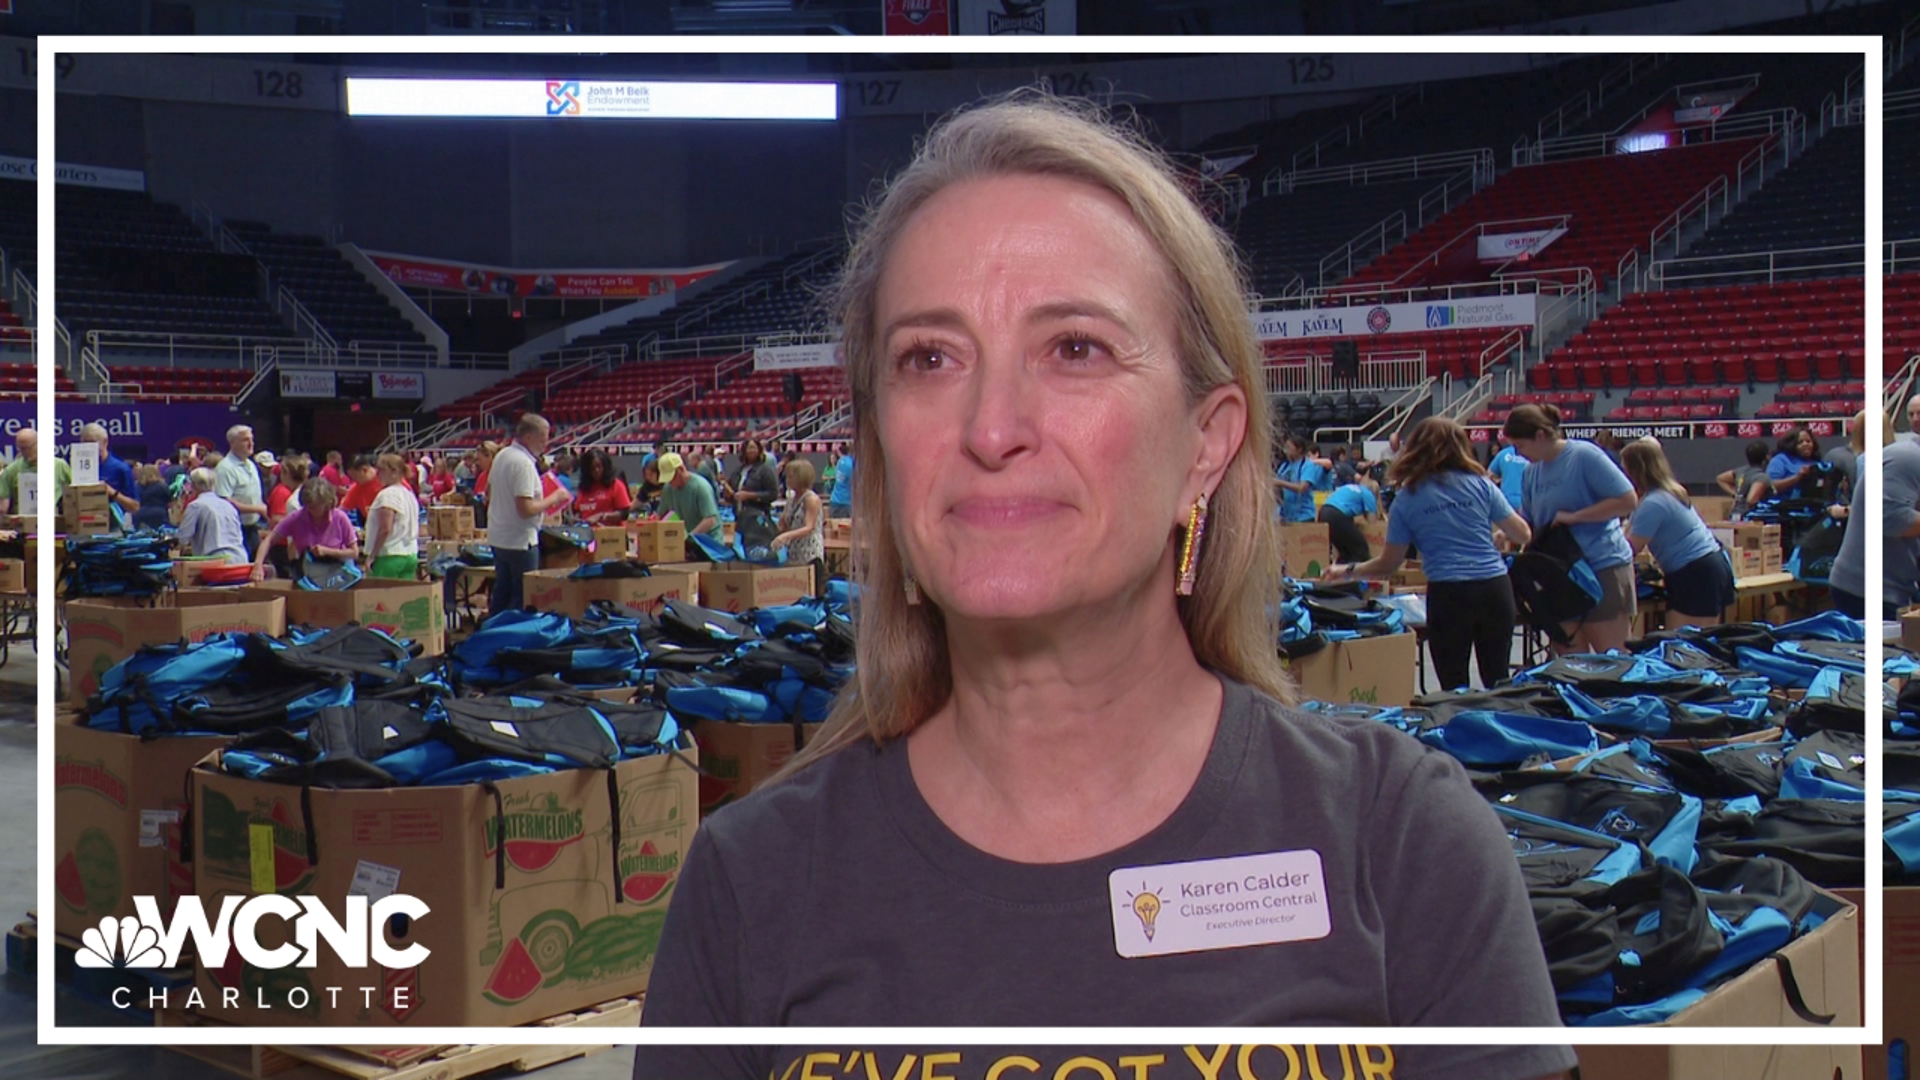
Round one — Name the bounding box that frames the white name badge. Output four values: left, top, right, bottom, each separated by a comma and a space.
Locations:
1110, 849, 1330, 959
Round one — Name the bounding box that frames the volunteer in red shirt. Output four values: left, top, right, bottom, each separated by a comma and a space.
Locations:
429, 456, 457, 500
339, 455, 383, 519
572, 448, 632, 525
319, 450, 350, 494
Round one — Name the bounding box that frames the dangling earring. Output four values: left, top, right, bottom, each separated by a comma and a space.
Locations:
903, 574, 922, 606
1176, 492, 1209, 597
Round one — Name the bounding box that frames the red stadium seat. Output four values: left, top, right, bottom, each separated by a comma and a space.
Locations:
1631, 358, 1658, 387
1607, 362, 1632, 391
1688, 357, 1718, 385
1659, 358, 1688, 386
1814, 353, 1843, 381
1749, 355, 1780, 383
1782, 354, 1812, 382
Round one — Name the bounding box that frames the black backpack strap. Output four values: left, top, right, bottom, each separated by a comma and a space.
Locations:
299, 783, 319, 867
481, 781, 506, 891
606, 768, 623, 905
1774, 952, 1835, 1024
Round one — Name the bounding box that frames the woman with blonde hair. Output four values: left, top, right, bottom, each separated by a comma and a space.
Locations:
1621, 440, 1734, 628
769, 456, 825, 592
362, 453, 420, 580
1325, 416, 1530, 691
634, 93, 1571, 1078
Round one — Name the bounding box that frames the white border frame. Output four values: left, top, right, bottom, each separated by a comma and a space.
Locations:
36, 32, 1884, 1049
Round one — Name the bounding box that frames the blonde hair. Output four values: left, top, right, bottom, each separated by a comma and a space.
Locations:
786, 457, 817, 493
376, 452, 408, 481
781, 91, 1285, 781
1621, 440, 1688, 504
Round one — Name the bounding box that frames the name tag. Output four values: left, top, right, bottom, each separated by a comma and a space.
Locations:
1110, 850, 1331, 959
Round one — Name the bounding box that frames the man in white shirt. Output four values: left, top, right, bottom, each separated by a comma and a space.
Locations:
214, 424, 268, 557
487, 413, 570, 615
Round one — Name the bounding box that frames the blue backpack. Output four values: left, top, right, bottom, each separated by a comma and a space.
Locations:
88, 635, 251, 734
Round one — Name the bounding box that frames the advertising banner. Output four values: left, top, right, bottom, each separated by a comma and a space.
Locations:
956, 0, 1074, 34
1250, 295, 1537, 343
0, 154, 146, 191
280, 369, 337, 399
1464, 418, 1841, 443
1476, 226, 1567, 264
884, 0, 952, 34
2, 403, 245, 461
366, 253, 726, 300
372, 370, 426, 400
345, 78, 836, 122
753, 343, 841, 372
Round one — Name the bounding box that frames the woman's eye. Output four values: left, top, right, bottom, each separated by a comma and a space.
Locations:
899, 345, 946, 372
1056, 336, 1105, 363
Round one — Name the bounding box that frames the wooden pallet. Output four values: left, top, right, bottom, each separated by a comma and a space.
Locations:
9, 914, 196, 1012
155, 995, 642, 1080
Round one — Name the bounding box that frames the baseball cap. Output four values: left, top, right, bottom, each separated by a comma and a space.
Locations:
656, 452, 685, 478
254, 451, 277, 468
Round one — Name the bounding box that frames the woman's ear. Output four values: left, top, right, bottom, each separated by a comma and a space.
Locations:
1188, 383, 1248, 504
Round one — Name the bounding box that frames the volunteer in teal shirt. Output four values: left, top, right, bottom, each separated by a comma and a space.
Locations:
1325, 417, 1531, 692
1274, 435, 1329, 523
1318, 481, 1378, 562
1622, 440, 1735, 628
1490, 441, 1529, 508
1504, 404, 1640, 653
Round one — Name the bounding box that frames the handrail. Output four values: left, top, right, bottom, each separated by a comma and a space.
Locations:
1652, 243, 1866, 288
1477, 327, 1525, 380
1886, 354, 1920, 417
1309, 378, 1436, 445
276, 284, 339, 362
1375, 213, 1571, 292
1889, 88, 1920, 123
1523, 106, 1794, 166
1614, 133, 1772, 297
1888, 239, 1920, 275
55, 320, 72, 372
1281, 84, 1426, 179
235, 357, 278, 410
782, 245, 841, 289
1516, 53, 1668, 162
674, 278, 771, 337
12, 268, 32, 326
1275, 148, 1492, 196
646, 375, 699, 421
85, 329, 315, 370
1319, 210, 1408, 289
1892, 12, 1920, 80
714, 349, 754, 389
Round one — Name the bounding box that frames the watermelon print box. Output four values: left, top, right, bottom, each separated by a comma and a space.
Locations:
65, 590, 289, 707
188, 745, 699, 1027
53, 713, 222, 946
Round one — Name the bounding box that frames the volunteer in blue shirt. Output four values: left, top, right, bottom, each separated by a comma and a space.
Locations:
828, 451, 854, 518
1766, 426, 1823, 498
1325, 417, 1531, 692
1489, 438, 1529, 509
1622, 439, 1735, 629
1503, 403, 1640, 654
1274, 435, 1329, 522
1318, 477, 1378, 563
81, 422, 141, 521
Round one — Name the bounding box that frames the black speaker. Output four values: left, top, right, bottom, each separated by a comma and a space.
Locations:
1331, 341, 1360, 383
783, 371, 805, 405
524, 389, 543, 414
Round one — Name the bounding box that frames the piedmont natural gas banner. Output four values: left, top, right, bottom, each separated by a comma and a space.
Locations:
1250, 295, 1537, 343
367, 254, 728, 300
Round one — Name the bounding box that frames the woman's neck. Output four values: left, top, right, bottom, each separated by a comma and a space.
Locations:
908, 574, 1223, 862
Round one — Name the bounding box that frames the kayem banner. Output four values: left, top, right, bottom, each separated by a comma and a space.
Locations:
0, 154, 147, 191
957, 0, 1074, 34
1250, 295, 1537, 343
1477, 226, 1568, 263
754, 343, 842, 371
371, 371, 426, 400
366, 253, 726, 300
280, 369, 337, 399
884, 0, 952, 34
345, 78, 838, 121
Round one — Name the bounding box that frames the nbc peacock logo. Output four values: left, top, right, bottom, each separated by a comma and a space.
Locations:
76, 915, 167, 969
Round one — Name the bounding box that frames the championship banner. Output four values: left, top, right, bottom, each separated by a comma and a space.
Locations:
957, 0, 1074, 34
884, 0, 952, 34
1251, 295, 1537, 343
366, 253, 727, 300
753, 343, 841, 372
280, 369, 337, 399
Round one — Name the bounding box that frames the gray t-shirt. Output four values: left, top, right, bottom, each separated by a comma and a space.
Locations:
1831, 439, 1920, 612
634, 678, 1575, 1080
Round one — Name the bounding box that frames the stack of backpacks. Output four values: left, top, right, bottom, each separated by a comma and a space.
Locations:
63, 530, 176, 598
1306, 612, 1895, 1024
1276, 578, 1405, 660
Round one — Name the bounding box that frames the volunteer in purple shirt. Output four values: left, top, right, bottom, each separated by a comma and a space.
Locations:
248, 476, 359, 582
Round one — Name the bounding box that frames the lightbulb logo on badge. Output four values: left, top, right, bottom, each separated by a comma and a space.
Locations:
1124, 884, 1165, 941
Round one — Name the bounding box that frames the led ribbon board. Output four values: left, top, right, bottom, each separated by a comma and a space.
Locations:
344, 78, 838, 120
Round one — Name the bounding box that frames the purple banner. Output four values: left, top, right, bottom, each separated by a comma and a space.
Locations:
0, 402, 252, 462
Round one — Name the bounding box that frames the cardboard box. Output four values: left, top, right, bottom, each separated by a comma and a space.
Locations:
1711, 522, 1781, 556
53, 714, 221, 944
1282, 631, 1418, 707
1693, 495, 1734, 524
1729, 546, 1768, 580
1903, 607, 1920, 653
243, 579, 445, 657
1838, 886, 1920, 1080
428, 506, 475, 541
189, 745, 698, 1027
1277, 522, 1332, 580
423, 539, 466, 562
592, 526, 630, 563
0, 557, 21, 593
628, 520, 687, 565
1573, 896, 1860, 1076
825, 518, 852, 543
524, 567, 698, 620
1357, 518, 1390, 559
61, 483, 113, 536
65, 590, 289, 707
691, 719, 823, 816
693, 563, 814, 614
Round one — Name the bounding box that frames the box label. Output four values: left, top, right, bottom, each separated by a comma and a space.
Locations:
248, 823, 276, 894
348, 859, 403, 903
139, 808, 180, 848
